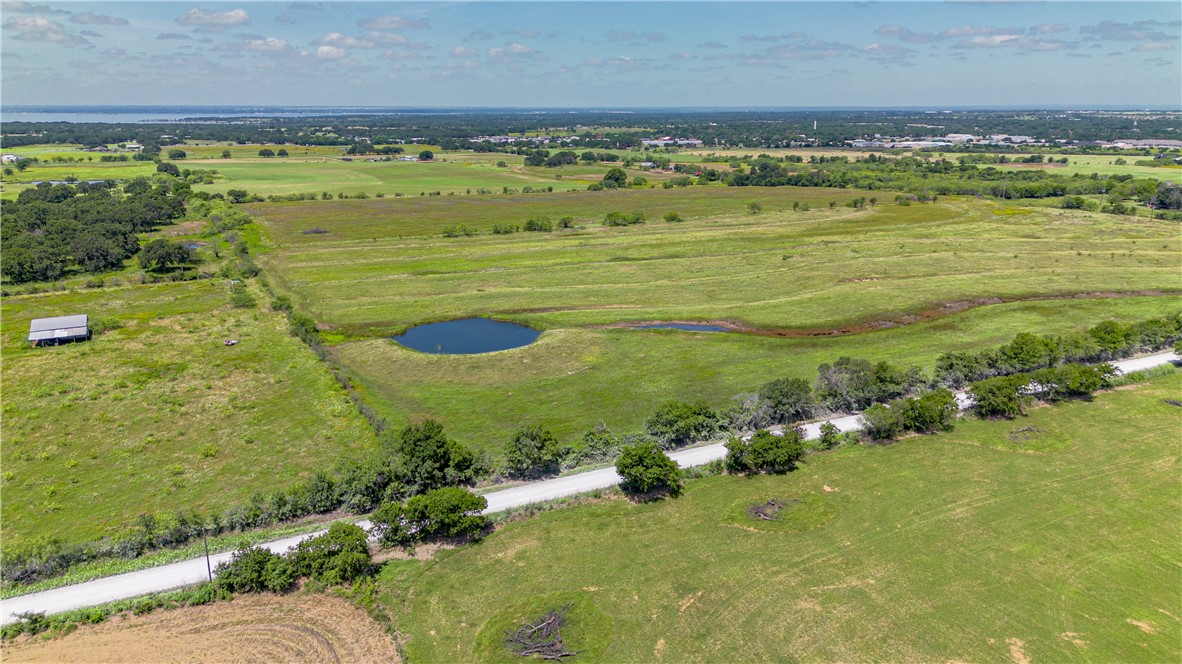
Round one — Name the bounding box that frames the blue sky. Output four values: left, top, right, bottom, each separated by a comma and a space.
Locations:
2, 1, 1179, 107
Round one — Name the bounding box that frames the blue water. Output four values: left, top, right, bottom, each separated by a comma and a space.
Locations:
636, 323, 728, 333
393, 318, 540, 354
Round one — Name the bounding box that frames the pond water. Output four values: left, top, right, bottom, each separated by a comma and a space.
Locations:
392, 318, 540, 354
635, 323, 729, 333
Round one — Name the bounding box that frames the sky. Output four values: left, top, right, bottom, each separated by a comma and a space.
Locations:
2, 1, 1180, 108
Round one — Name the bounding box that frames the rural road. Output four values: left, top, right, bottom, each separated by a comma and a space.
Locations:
3, 351, 1176, 624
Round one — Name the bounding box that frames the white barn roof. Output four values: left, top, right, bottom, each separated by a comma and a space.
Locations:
28, 314, 89, 342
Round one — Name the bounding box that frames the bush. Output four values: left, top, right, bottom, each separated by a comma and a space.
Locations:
288, 523, 371, 585
725, 428, 805, 474
969, 375, 1030, 419
523, 217, 553, 232
603, 211, 645, 226
758, 377, 815, 424
393, 420, 478, 494
504, 425, 565, 478
644, 400, 722, 449
214, 546, 294, 593
663, 211, 684, 223
817, 422, 842, 449
372, 487, 488, 547
895, 388, 958, 433
615, 441, 683, 497
860, 404, 903, 441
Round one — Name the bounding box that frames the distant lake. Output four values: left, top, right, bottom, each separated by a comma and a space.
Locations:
392, 318, 540, 355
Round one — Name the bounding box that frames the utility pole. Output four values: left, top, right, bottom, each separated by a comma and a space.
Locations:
203, 527, 213, 583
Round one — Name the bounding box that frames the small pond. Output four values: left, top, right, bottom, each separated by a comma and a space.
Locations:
392, 318, 540, 354
635, 323, 728, 333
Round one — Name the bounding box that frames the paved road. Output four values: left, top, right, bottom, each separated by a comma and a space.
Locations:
3, 351, 1176, 624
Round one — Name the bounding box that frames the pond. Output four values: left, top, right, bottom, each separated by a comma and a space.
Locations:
392, 318, 541, 354
634, 323, 729, 333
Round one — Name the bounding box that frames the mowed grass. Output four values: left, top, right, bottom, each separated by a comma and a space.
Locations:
381, 373, 1182, 663
331, 296, 1179, 455
0, 281, 378, 546
252, 190, 1181, 336
993, 154, 1182, 182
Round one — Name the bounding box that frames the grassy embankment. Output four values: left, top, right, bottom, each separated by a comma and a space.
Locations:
381, 372, 1182, 662
248, 188, 1181, 453
0, 280, 378, 547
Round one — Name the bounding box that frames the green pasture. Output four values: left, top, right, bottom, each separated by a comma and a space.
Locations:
993, 154, 1182, 182
382, 372, 1182, 662
252, 192, 1180, 336
192, 159, 593, 198
330, 296, 1178, 455
2, 161, 157, 183
0, 280, 378, 547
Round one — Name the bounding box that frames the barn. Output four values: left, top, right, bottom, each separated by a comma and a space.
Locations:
28, 314, 90, 346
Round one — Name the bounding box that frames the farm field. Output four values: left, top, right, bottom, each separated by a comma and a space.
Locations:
191, 158, 594, 197
993, 153, 1182, 182
381, 372, 1182, 663
252, 191, 1180, 336
0, 592, 399, 662
246, 187, 1181, 454
0, 280, 378, 547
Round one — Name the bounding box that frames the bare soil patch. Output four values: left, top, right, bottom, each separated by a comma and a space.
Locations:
1, 593, 400, 663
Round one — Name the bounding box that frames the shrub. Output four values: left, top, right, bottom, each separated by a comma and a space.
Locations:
615, 441, 683, 497
504, 425, 565, 478
603, 211, 645, 226
372, 487, 489, 547
895, 388, 958, 433
288, 523, 371, 585
758, 377, 815, 424
392, 419, 478, 494
523, 217, 553, 232
860, 404, 903, 441
817, 422, 842, 449
214, 546, 294, 593
725, 428, 805, 474
969, 375, 1030, 419
644, 400, 722, 449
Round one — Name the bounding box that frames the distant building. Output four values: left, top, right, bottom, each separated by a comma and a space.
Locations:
28, 314, 90, 346
1, 154, 18, 164
642, 137, 703, 147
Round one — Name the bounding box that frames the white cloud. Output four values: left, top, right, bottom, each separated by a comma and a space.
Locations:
450, 45, 478, 57
70, 12, 130, 26
698, 41, 728, 49
488, 42, 538, 59
1, 1, 67, 15
242, 37, 289, 52
177, 8, 250, 27
318, 32, 373, 48
668, 50, 695, 60
316, 44, 347, 59
3, 15, 89, 46
358, 15, 428, 31
1029, 23, 1069, 34
1133, 42, 1175, 52
157, 32, 192, 40
363, 30, 408, 45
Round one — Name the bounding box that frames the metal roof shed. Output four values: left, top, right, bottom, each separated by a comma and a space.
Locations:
28, 314, 90, 345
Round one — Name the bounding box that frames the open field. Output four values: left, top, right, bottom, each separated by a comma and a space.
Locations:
245, 187, 1180, 454
381, 372, 1182, 663
0, 281, 378, 546
333, 296, 1179, 454
251, 189, 1180, 335
0, 592, 399, 663
993, 154, 1182, 182
191, 158, 593, 197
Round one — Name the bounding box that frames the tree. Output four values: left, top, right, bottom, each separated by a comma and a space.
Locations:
504, 425, 565, 477
226, 189, 249, 204
221, 150, 232, 159
860, 404, 903, 441
969, 375, 1029, 419
896, 389, 958, 433
817, 421, 842, 449
663, 211, 683, 222
404, 487, 488, 541
419, 149, 435, 161
258, 148, 275, 158
71, 233, 125, 272
602, 167, 627, 188
277, 148, 289, 157
166, 149, 186, 160
758, 377, 815, 424
747, 201, 762, 214
138, 239, 193, 272
615, 441, 683, 497
214, 546, 293, 593
644, 400, 721, 449
156, 162, 180, 177
392, 420, 478, 495
630, 176, 647, 188
287, 523, 370, 584
726, 429, 805, 474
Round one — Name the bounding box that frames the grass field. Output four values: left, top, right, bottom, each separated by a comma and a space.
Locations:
332, 297, 1179, 454
0, 280, 378, 546
1, 592, 399, 662
244, 187, 1180, 454
380, 372, 1182, 662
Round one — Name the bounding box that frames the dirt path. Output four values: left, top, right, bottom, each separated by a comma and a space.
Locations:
1, 593, 400, 664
